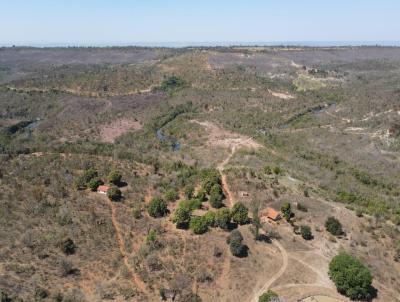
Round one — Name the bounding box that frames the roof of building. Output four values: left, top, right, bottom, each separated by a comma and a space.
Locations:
97, 185, 110, 192
268, 208, 281, 220
261, 207, 281, 220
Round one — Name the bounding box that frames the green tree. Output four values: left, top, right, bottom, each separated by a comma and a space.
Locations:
88, 177, 102, 191
258, 290, 279, 302
201, 169, 221, 194
75, 167, 98, 190
189, 216, 208, 234
148, 197, 168, 218
160, 75, 185, 92
300, 225, 313, 240
204, 211, 216, 227
74, 175, 87, 190
231, 202, 249, 225
108, 170, 122, 186
325, 217, 343, 236
172, 206, 191, 228
329, 253, 373, 300
281, 202, 292, 221
107, 186, 122, 201
215, 208, 231, 229
82, 168, 98, 183
165, 188, 179, 202
209, 184, 224, 208
196, 188, 207, 202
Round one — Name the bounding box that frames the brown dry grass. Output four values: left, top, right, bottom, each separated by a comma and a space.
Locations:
99, 118, 142, 143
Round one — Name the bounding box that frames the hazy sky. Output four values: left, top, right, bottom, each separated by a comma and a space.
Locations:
1, 0, 400, 45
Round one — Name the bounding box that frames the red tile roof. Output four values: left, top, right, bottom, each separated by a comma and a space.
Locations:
97, 185, 110, 192
267, 208, 281, 220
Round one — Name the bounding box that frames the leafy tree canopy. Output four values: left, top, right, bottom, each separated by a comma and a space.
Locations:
329, 253, 373, 300
231, 202, 249, 225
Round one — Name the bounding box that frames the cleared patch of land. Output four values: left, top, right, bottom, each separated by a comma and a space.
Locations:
99, 118, 142, 143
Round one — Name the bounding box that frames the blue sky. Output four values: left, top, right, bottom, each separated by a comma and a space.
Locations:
1, 0, 400, 45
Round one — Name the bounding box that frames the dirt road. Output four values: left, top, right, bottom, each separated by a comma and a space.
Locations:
105, 198, 148, 295
249, 240, 288, 302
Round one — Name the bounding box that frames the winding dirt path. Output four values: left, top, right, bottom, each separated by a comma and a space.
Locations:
217, 145, 236, 208
249, 240, 288, 302
105, 198, 149, 295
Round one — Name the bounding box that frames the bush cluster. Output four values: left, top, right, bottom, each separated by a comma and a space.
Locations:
325, 217, 343, 236
148, 197, 168, 218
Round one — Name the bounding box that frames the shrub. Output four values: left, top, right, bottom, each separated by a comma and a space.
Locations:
281, 202, 292, 221
35, 287, 49, 301
273, 166, 282, 175
107, 186, 122, 201
189, 216, 209, 234
146, 229, 161, 250
160, 75, 185, 92
226, 229, 243, 244
0, 290, 12, 302
227, 230, 246, 257
325, 217, 343, 236
296, 202, 308, 212
394, 241, 400, 262
184, 185, 195, 199
204, 211, 216, 227
264, 165, 273, 175
172, 206, 191, 228
60, 238, 76, 255
215, 208, 231, 229
148, 197, 168, 218
164, 188, 179, 202
258, 290, 279, 302
329, 253, 373, 300
88, 177, 102, 191
231, 202, 249, 225
108, 170, 122, 186
180, 199, 202, 211
300, 225, 313, 240
132, 206, 142, 219
59, 258, 75, 276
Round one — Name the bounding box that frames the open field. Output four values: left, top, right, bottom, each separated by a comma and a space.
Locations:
0, 46, 400, 302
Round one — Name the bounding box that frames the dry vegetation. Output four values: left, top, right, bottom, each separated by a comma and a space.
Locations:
1, 46, 400, 302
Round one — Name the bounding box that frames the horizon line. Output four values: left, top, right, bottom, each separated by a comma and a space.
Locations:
2, 40, 400, 48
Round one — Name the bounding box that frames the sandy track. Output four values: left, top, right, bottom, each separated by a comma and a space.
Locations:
249, 240, 288, 302
105, 198, 148, 295
217, 145, 236, 208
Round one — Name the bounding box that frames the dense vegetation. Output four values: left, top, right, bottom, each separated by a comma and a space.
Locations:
329, 253, 373, 300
